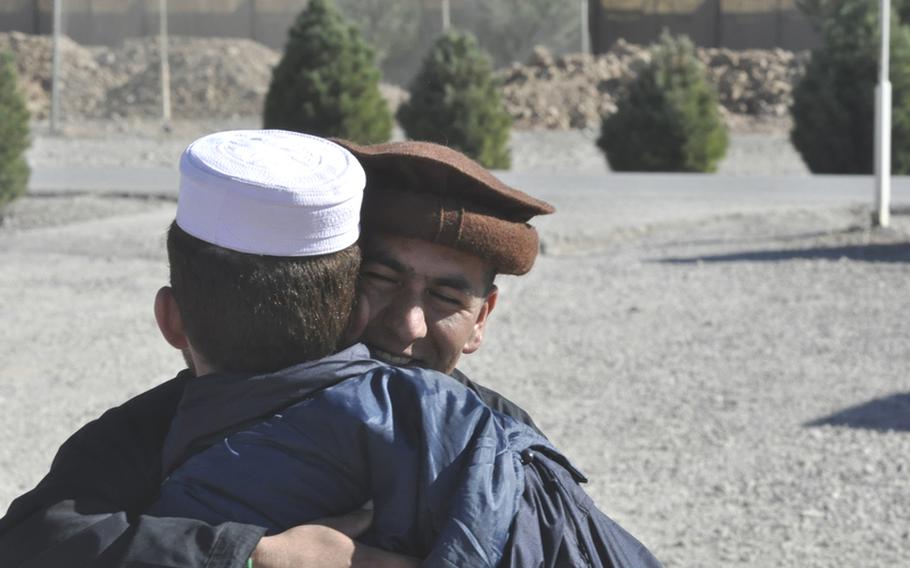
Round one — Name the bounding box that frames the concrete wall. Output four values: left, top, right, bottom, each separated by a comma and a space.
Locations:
0, 0, 306, 49
0, 0, 820, 55
590, 0, 820, 53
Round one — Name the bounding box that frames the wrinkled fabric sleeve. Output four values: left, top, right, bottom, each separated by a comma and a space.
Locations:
0, 372, 266, 568
450, 368, 544, 437
500, 450, 664, 568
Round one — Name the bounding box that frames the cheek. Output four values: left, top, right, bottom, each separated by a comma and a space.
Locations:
360, 285, 392, 313
431, 313, 480, 350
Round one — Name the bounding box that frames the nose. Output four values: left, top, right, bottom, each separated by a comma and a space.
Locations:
384, 293, 428, 345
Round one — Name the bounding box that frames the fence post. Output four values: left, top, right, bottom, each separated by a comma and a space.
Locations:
50, 0, 62, 134
874, 0, 892, 227
580, 0, 589, 53
159, 0, 171, 129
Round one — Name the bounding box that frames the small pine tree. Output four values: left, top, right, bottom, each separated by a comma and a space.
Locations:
597, 32, 728, 172
791, 0, 910, 173
0, 50, 29, 210
398, 31, 512, 169
263, 0, 392, 144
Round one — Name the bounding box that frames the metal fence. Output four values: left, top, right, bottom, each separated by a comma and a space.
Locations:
0, 0, 820, 126
1, 1, 820, 74
1, 0, 301, 50
0, 0, 588, 82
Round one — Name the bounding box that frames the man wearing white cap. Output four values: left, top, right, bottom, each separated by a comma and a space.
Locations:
0, 132, 661, 568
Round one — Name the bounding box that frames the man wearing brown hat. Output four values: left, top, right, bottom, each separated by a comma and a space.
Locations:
338, 140, 552, 428
0, 140, 660, 568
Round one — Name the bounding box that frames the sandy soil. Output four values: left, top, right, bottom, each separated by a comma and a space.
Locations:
1, 123, 907, 567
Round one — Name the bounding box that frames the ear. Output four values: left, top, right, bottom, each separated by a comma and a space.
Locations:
462, 285, 498, 355
154, 286, 189, 350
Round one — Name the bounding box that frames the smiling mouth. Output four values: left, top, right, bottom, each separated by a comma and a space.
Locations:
372, 348, 418, 367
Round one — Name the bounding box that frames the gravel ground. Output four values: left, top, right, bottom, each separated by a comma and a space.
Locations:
2, 123, 906, 567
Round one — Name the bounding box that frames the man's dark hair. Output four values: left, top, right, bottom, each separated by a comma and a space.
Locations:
166, 222, 361, 374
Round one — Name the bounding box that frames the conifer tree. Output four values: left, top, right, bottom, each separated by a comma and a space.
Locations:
0, 51, 29, 210
791, 0, 910, 173
398, 31, 512, 169
263, 0, 391, 144
597, 32, 727, 172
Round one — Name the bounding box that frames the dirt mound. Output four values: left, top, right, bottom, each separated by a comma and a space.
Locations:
100, 37, 280, 119
2, 33, 807, 130
0, 31, 110, 119
498, 40, 809, 130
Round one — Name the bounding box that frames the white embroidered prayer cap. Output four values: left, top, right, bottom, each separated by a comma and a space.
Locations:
176, 130, 365, 257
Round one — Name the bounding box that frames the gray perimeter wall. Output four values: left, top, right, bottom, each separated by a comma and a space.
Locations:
0, 0, 305, 49
590, 0, 820, 52
2, 1, 819, 54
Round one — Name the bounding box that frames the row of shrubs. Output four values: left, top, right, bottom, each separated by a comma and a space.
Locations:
264, 0, 725, 172
1, 0, 907, 210
263, 0, 512, 169
262, 0, 909, 175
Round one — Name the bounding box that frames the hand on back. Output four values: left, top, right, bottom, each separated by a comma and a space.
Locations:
252, 508, 419, 568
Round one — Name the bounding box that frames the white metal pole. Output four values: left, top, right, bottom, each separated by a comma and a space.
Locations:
441, 0, 450, 31
580, 0, 590, 53
50, 0, 62, 134
874, 0, 892, 227
159, 0, 172, 129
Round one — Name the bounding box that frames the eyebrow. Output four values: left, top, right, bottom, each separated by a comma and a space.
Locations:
363, 251, 481, 296
363, 250, 408, 274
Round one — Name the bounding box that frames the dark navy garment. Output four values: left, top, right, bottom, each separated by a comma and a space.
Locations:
149, 344, 663, 568
150, 345, 542, 566
0, 361, 547, 568
0, 371, 266, 568
502, 449, 662, 568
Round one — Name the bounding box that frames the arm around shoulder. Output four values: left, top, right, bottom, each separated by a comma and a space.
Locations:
0, 371, 266, 568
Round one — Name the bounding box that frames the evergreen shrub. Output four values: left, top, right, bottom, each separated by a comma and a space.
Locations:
597, 32, 728, 172
791, 0, 910, 173
0, 50, 29, 210
263, 0, 391, 144
397, 31, 512, 169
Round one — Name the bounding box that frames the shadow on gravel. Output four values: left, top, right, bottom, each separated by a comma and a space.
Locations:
657, 243, 910, 264
806, 393, 910, 432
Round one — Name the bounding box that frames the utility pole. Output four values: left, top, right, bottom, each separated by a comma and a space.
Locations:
159, 0, 172, 130
50, 0, 62, 134
441, 0, 450, 31
874, 0, 892, 227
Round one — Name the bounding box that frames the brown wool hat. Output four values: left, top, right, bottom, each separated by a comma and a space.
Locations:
332, 139, 555, 275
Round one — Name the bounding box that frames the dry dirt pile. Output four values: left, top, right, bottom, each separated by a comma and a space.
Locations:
1, 32, 278, 120
498, 40, 809, 130
0, 32, 110, 119
97, 37, 279, 119
3, 32, 807, 129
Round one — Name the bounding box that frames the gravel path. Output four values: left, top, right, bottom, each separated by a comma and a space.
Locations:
2, 124, 906, 567
461, 206, 910, 568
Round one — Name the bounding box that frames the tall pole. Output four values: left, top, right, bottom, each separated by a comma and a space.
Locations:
874, 0, 892, 227
580, 0, 589, 53
50, 0, 62, 134
159, 0, 171, 129
441, 0, 450, 31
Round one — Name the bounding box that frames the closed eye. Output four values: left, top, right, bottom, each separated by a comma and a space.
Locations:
428, 288, 466, 307
362, 270, 398, 285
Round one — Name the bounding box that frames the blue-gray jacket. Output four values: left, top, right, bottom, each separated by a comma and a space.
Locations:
149, 345, 662, 568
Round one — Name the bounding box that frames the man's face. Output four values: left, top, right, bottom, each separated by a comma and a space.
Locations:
357, 234, 498, 374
